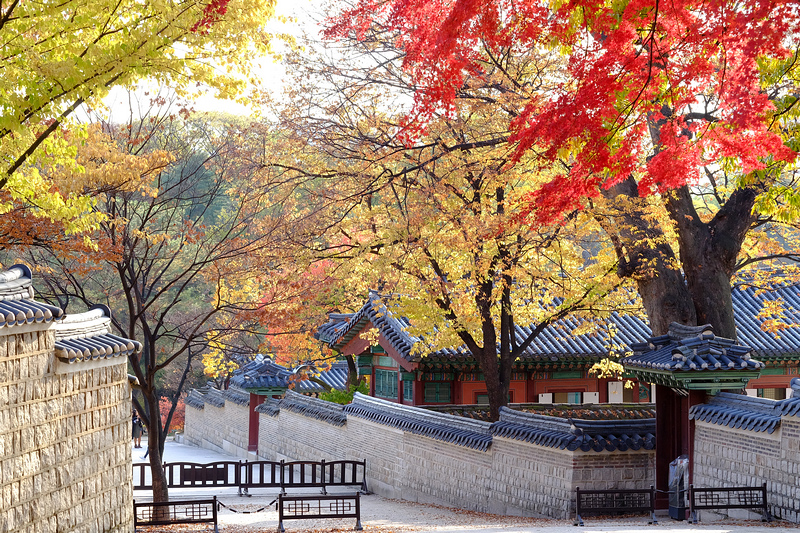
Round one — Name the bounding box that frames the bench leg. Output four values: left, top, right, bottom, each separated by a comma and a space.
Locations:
355, 517, 363, 531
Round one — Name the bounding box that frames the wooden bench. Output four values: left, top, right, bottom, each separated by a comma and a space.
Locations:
134, 497, 218, 532
689, 482, 772, 523
574, 486, 657, 526
277, 493, 363, 532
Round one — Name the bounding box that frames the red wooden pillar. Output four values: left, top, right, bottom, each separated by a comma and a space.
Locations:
654, 385, 707, 510
248, 393, 266, 453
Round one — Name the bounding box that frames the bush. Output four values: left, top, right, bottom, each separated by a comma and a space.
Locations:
319, 382, 369, 405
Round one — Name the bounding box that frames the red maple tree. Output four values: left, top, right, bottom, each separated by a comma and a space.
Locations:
327, 0, 799, 222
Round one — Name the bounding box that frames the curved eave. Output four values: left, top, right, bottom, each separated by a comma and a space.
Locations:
626, 368, 762, 392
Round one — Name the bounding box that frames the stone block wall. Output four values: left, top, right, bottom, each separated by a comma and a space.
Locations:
694, 417, 800, 523
187, 391, 656, 519
0, 329, 133, 533
184, 392, 249, 458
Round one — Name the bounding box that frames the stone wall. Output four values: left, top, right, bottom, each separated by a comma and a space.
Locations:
184, 388, 250, 458
187, 389, 656, 519
693, 417, 800, 523
0, 329, 133, 533
690, 390, 800, 524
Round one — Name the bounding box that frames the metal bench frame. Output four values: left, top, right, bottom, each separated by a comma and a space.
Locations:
574, 486, 657, 526
133, 496, 219, 532
277, 493, 363, 532
689, 482, 772, 523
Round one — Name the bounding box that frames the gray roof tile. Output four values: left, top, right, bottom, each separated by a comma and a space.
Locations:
624, 323, 764, 373
229, 356, 348, 393
317, 283, 800, 364
491, 407, 656, 452
0, 265, 63, 327
690, 392, 784, 433
53, 305, 141, 363
280, 389, 347, 426
344, 392, 493, 451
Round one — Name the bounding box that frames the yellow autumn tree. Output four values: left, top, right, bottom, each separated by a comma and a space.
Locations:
254, 27, 639, 420
0, 0, 277, 241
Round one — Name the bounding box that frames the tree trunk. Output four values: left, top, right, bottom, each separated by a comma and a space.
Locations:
473, 344, 512, 421
600, 177, 696, 335
143, 386, 169, 503
664, 185, 758, 340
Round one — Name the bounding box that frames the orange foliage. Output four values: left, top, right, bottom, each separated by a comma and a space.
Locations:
160, 396, 185, 433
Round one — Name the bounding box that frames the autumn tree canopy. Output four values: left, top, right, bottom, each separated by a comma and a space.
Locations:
0, 0, 276, 247
328, 0, 800, 339
23, 98, 316, 502
260, 24, 636, 419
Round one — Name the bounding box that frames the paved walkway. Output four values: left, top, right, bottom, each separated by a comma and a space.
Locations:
132, 439, 796, 532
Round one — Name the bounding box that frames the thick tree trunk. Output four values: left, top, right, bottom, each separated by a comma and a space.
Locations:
664, 185, 757, 340
474, 344, 512, 421
600, 177, 696, 335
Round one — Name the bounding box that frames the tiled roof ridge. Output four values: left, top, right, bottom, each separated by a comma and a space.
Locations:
53, 305, 112, 340
0, 265, 64, 328
230, 357, 348, 393
255, 398, 281, 417
492, 406, 656, 452
204, 387, 227, 408
345, 392, 493, 451
224, 386, 250, 406
280, 389, 347, 426
624, 323, 764, 373
185, 389, 207, 410
690, 392, 783, 433
351, 392, 492, 434
52, 305, 142, 363
0, 264, 35, 301
668, 322, 715, 341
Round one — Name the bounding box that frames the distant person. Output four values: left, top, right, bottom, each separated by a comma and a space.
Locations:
132, 412, 143, 448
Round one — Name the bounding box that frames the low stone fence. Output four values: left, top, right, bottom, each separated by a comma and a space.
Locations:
185, 390, 655, 518
690, 390, 800, 523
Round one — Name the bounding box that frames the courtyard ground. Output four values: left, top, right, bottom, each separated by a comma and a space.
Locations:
132, 439, 797, 533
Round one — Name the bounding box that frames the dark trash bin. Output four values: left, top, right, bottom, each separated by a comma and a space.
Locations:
668, 455, 689, 520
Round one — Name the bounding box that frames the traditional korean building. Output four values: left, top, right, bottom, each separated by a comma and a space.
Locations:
316, 284, 800, 407
622, 322, 766, 509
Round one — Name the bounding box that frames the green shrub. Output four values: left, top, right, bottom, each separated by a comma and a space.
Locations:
319, 382, 369, 405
